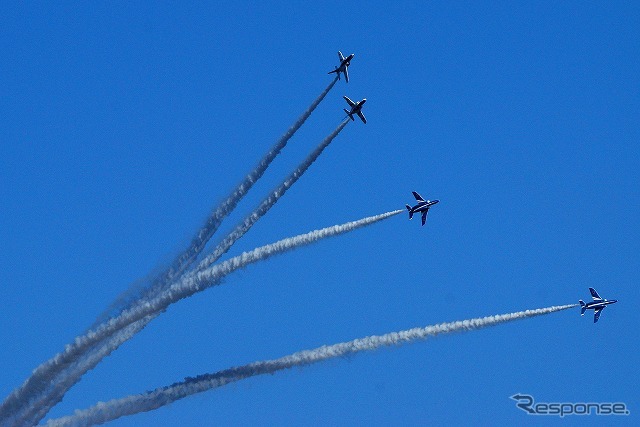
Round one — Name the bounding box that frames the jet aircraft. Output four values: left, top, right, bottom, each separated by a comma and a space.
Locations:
405, 191, 439, 226
343, 96, 367, 124
328, 51, 354, 82
579, 288, 618, 323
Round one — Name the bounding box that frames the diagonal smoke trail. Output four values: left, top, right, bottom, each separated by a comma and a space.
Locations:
22, 209, 402, 426
21, 209, 401, 426
188, 118, 349, 281
0, 119, 358, 423
100, 76, 339, 323
23, 320, 150, 426
25, 209, 404, 424
45, 304, 578, 426
0, 78, 340, 427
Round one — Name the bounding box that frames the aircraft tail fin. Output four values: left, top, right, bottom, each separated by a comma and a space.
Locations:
406, 204, 413, 219
343, 109, 354, 121
579, 300, 586, 316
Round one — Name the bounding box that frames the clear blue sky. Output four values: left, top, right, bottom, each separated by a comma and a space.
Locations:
1, 1, 638, 425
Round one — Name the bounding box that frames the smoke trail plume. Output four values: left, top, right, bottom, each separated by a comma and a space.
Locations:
0, 78, 341, 427
0, 119, 348, 423
22, 319, 150, 426
23, 209, 402, 426
4, 201, 393, 426
191, 118, 350, 277
46, 304, 577, 426
101, 77, 339, 322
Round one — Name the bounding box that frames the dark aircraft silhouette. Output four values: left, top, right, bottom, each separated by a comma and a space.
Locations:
343, 96, 367, 124
328, 51, 354, 82
579, 287, 618, 323
405, 191, 439, 226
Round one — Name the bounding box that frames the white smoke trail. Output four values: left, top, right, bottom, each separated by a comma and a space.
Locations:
23, 320, 150, 427
190, 118, 350, 277
100, 77, 339, 322
25, 210, 404, 423
2, 117, 349, 425
46, 304, 577, 426
6, 205, 393, 426
25, 209, 402, 425
0, 78, 341, 427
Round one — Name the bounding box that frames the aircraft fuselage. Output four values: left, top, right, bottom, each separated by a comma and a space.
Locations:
329, 52, 355, 82
349, 99, 366, 115
583, 299, 618, 311
408, 199, 439, 215
343, 96, 367, 123
337, 55, 354, 71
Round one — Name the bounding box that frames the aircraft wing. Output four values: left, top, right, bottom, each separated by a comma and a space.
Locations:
421, 210, 428, 226
593, 306, 604, 323
343, 96, 355, 107
412, 191, 425, 202
589, 287, 603, 301
344, 66, 349, 83
338, 51, 345, 62
357, 110, 366, 123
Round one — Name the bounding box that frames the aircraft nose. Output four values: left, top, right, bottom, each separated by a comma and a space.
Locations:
432, 199, 440, 204
611, 299, 618, 303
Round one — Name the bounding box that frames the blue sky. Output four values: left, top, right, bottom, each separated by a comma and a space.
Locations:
1, 1, 638, 425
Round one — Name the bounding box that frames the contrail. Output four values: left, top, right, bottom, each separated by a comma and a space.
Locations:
189, 118, 350, 279
100, 76, 339, 322
1, 77, 341, 427
23, 210, 404, 423
0, 78, 338, 421
24, 319, 151, 426
4, 203, 394, 426
45, 304, 577, 426
22, 209, 401, 426
1, 117, 348, 426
